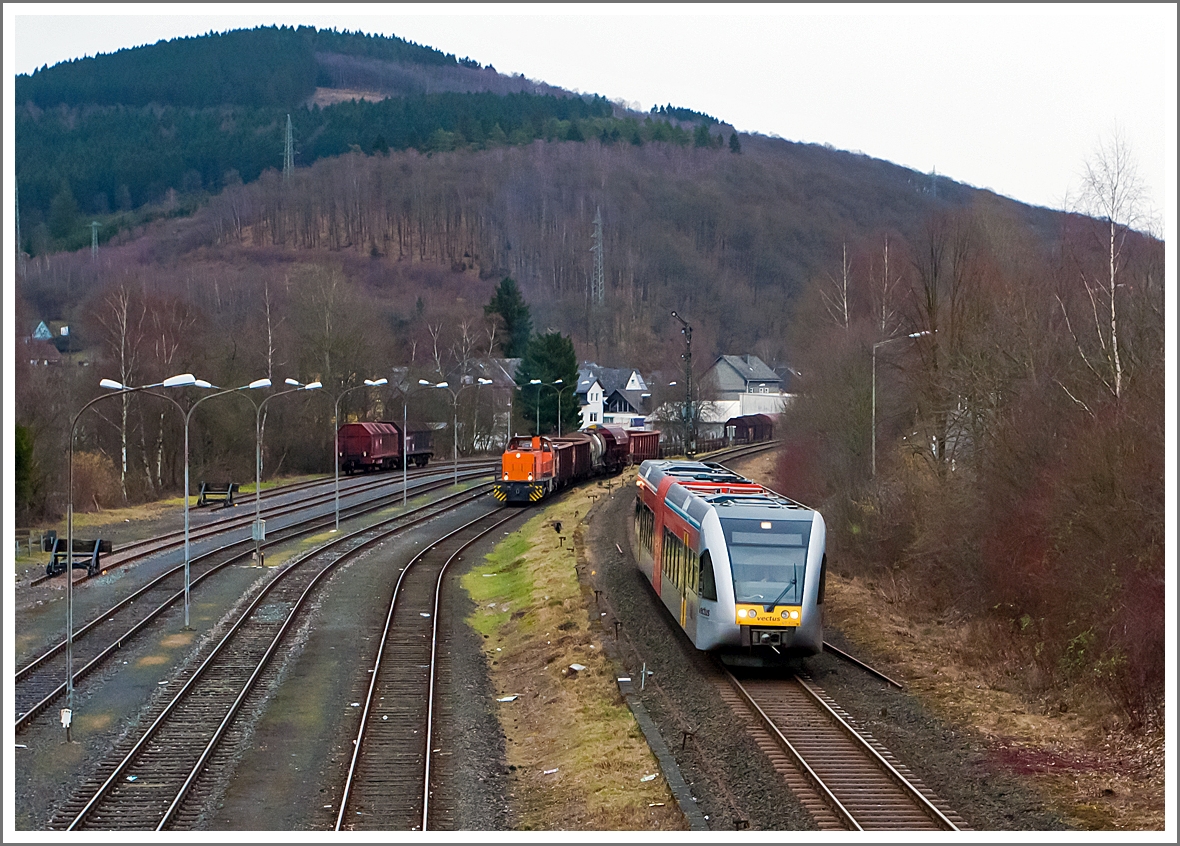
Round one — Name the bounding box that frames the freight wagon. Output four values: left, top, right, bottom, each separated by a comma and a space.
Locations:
337, 421, 433, 474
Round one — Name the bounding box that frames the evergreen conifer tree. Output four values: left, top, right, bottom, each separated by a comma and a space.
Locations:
484, 276, 533, 358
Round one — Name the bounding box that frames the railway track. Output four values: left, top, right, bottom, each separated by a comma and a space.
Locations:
716, 668, 966, 831
15, 467, 494, 732
25, 459, 499, 588
335, 506, 522, 831
48, 485, 498, 831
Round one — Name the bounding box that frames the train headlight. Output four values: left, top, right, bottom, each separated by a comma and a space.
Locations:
790, 610, 799, 620
503, 473, 508, 480
527, 473, 534, 481
781, 610, 790, 619
737, 609, 748, 619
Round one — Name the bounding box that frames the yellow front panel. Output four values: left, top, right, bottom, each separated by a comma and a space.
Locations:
735, 604, 802, 627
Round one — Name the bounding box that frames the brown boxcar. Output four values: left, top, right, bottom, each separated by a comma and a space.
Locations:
337, 421, 433, 473
625, 429, 661, 463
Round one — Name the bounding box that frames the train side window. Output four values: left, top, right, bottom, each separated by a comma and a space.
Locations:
698, 551, 717, 601
817, 554, 827, 605
634, 501, 655, 554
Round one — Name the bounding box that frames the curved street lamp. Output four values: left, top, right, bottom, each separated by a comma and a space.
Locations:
871, 330, 931, 476
419, 379, 461, 486
474, 377, 493, 449
387, 379, 440, 506
333, 378, 388, 532
61, 373, 197, 737
251, 379, 322, 566
531, 379, 568, 436
142, 376, 271, 629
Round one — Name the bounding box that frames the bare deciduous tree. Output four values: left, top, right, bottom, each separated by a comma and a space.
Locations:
821, 240, 853, 329
96, 282, 146, 501
1058, 129, 1151, 410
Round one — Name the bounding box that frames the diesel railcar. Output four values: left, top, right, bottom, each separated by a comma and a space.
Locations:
633, 459, 826, 665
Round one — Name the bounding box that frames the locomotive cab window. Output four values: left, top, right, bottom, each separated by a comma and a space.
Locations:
721, 518, 811, 605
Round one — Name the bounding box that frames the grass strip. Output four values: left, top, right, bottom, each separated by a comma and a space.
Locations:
462, 485, 686, 831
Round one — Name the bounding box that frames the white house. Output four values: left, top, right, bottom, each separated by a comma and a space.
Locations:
575, 364, 652, 429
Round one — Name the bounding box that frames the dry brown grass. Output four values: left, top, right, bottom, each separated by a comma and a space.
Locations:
462, 486, 687, 831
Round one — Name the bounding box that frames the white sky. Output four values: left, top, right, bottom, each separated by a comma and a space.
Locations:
3, 2, 1176, 221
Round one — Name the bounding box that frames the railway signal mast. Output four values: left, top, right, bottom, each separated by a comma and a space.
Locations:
670, 310, 695, 458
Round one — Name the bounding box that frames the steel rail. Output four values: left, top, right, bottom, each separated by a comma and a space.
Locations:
26, 459, 498, 588
60, 486, 492, 830
791, 673, 959, 830
822, 641, 905, 689
722, 669, 862, 830
16, 471, 493, 732
334, 507, 519, 831
18, 463, 492, 677
421, 509, 519, 831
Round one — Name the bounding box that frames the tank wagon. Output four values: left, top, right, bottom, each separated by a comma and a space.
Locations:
337, 421, 433, 474
634, 458, 826, 665
492, 424, 659, 504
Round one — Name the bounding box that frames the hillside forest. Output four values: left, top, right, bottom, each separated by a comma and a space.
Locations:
13, 27, 1164, 728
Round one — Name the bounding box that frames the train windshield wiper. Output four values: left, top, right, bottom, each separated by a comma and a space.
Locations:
765, 576, 797, 612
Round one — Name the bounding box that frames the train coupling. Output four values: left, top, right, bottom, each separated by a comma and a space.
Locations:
753, 628, 787, 647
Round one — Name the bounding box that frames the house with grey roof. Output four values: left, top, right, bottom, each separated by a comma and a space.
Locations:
575, 364, 653, 429
701, 354, 794, 420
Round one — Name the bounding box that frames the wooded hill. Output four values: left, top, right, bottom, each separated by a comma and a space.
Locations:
16, 27, 1066, 367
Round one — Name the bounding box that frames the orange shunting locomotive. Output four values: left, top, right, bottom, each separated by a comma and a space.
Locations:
493, 425, 659, 504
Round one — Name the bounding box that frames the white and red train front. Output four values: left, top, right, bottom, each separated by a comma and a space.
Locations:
634, 459, 826, 665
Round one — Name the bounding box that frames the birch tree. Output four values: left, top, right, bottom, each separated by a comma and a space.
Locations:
97, 282, 146, 501
821, 241, 853, 329
1058, 129, 1151, 411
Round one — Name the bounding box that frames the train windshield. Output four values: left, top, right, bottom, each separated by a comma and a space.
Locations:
720, 518, 812, 605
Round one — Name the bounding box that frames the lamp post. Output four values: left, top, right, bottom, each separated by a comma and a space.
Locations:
528, 379, 543, 434
872, 330, 931, 477
670, 311, 694, 457
389, 380, 436, 506
170, 378, 270, 628
62, 373, 197, 737
252, 378, 322, 566
532, 379, 567, 436
472, 377, 493, 452
333, 377, 387, 532
420, 379, 460, 486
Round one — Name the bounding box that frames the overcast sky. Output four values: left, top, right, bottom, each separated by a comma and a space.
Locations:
4, 3, 1176, 225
